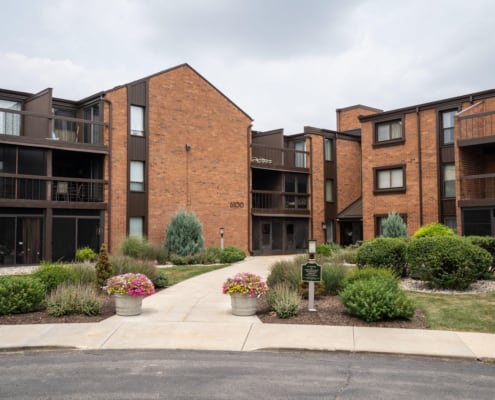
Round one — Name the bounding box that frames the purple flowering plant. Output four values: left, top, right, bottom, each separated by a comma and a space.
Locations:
104, 273, 156, 297
222, 272, 268, 297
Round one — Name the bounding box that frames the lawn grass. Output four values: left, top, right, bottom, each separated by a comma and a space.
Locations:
408, 290, 495, 333
160, 264, 229, 286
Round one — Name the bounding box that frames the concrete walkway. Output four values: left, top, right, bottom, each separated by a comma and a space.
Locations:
1, 255, 495, 360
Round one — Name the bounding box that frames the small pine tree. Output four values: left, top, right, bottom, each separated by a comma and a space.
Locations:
95, 244, 113, 288
382, 212, 408, 238
165, 210, 205, 256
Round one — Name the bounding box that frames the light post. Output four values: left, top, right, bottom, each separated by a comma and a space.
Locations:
306, 239, 317, 312
220, 227, 224, 250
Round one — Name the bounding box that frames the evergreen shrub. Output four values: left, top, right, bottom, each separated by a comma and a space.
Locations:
381, 212, 408, 238
0, 276, 46, 315
165, 210, 204, 256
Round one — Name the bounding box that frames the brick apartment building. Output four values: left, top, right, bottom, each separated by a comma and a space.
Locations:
1, 63, 494, 264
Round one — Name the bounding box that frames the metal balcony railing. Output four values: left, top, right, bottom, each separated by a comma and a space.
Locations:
252, 191, 309, 211
459, 173, 495, 201
457, 110, 495, 141
251, 144, 309, 170
0, 175, 105, 202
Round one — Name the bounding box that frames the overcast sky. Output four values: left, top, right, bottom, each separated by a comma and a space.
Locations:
1, 0, 494, 132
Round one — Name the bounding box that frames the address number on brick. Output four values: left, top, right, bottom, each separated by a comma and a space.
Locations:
230, 201, 244, 208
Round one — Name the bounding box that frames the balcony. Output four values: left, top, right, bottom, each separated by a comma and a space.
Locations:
251, 144, 310, 171
0, 175, 106, 206
0, 107, 107, 147
252, 190, 310, 216
458, 173, 495, 207
457, 110, 495, 146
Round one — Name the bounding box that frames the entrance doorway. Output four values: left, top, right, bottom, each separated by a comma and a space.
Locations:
339, 221, 363, 246
0, 215, 42, 265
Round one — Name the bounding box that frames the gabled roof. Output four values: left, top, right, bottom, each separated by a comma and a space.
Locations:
336, 197, 362, 220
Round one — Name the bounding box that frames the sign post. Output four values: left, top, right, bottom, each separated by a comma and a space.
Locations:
301, 261, 321, 312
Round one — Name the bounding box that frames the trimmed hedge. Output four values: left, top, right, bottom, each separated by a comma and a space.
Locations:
219, 246, 246, 263
0, 276, 46, 315
32, 263, 77, 293
356, 237, 407, 276
413, 222, 455, 238
407, 236, 493, 290
466, 236, 495, 268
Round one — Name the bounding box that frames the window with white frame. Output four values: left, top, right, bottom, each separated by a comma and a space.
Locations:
325, 179, 334, 202
324, 138, 333, 161
130, 161, 144, 191
376, 167, 404, 191
130, 105, 145, 136
443, 164, 456, 198
376, 120, 403, 143
441, 110, 456, 145
129, 217, 144, 237
0, 100, 21, 135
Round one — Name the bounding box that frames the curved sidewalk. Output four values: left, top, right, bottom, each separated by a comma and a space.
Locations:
1, 255, 494, 360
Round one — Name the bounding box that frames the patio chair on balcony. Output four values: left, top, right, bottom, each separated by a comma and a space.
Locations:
56, 181, 69, 201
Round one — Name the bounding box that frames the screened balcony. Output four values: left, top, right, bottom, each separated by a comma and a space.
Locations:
252, 190, 310, 216
251, 144, 310, 171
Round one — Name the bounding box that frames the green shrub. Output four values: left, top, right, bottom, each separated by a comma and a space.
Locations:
327, 246, 358, 264
413, 222, 455, 239
155, 246, 169, 264
46, 283, 104, 317
219, 246, 246, 263
110, 256, 160, 284
95, 244, 113, 288
154, 269, 169, 288
356, 237, 407, 276
340, 277, 415, 322
467, 236, 495, 269
344, 267, 398, 288
321, 264, 348, 294
316, 243, 340, 257
70, 263, 97, 285
32, 263, 77, 293
120, 236, 148, 259
205, 246, 222, 264
267, 258, 302, 291
169, 254, 197, 265
0, 276, 46, 315
381, 212, 408, 238
299, 281, 326, 299
75, 246, 97, 262
165, 210, 205, 256
267, 284, 300, 319
407, 236, 493, 290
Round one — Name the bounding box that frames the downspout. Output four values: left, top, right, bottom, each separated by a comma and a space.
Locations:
247, 124, 252, 255
308, 135, 314, 240
102, 95, 113, 253
416, 107, 424, 226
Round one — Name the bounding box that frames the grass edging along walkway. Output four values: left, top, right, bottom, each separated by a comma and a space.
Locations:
160, 264, 230, 286
408, 290, 495, 333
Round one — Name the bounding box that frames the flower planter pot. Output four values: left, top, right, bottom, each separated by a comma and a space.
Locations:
230, 293, 258, 316
114, 294, 144, 316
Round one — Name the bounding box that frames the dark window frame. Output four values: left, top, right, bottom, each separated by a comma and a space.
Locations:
373, 117, 405, 146
324, 138, 333, 161
442, 163, 456, 199
373, 164, 406, 194
325, 179, 334, 203
439, 109, 457, 146
130, 105, 145, 137
129, 160, 145, 192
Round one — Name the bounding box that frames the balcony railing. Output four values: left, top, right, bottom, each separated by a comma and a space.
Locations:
251, 144, 310, 170
0, 175, 105, 203
457, 110, 495, 142
252, 191, 309, 213
0, 107, 106, 145
459, 173, 495, 201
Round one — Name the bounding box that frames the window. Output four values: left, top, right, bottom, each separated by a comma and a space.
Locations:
443, 216, 457, 233
375, 166, 405, 191
325, 179, 334, 202
443, 164, 456, 198
130, 161, 144, 191
129, 217, 144, 237
441, 110, 456, 145
324, 139, 333, 161
131, 106, 145, 136
0, 100, 21, 135
375, 214, 407, 236
375, 120, 403, 143
325, 220, 334, 243
84, 103, 101, 144
294, 141, 306, 168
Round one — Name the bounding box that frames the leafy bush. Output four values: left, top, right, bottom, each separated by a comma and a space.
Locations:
343, 267, 398, 288
32, 263, 77, 293
267, 284, 300, 319
326, 246, 358, 264
75, 247, 97, 262
381, 212, 408, 238
169, 254, 198, 265
340, 277, 415, 322
356, 237, 407, 276
154, 269, 169, 288
407, 236, 493, 290
219, 246, 246, 263
95, 244, 113, 288
110, 256, 160, 285
413, 222, 455, 239
467, 236, 495, 269
321, 264, 348, 295
46, 283, 105, 317
267, 258, 302, 291
70, 263, 97, 285
316, 243, 340, 257
155, 246, 169, 264
205, 246, 222, 264
0, 276, 46, 315
165, 210, 205, 256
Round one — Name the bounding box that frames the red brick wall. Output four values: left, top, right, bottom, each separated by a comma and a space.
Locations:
338, 106, 380, 131
310, 134, 325, 243
336, 138, 361, 214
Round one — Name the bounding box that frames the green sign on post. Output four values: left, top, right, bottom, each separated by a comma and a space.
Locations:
301, 262, 322, 282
